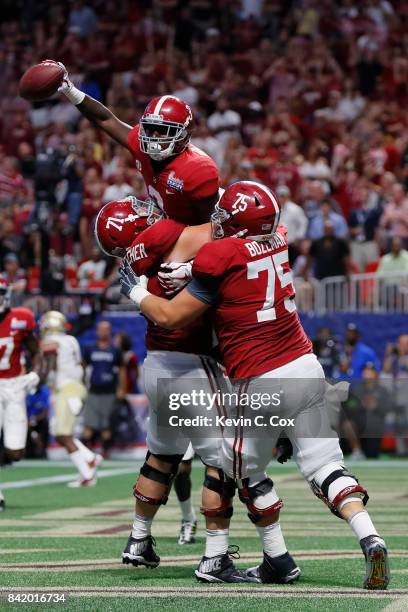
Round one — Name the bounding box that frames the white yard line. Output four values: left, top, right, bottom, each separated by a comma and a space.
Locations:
0, 586, 404, 599
0, 467, 138, 490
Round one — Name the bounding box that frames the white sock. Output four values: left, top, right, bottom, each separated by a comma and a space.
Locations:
74, 439, 95, 464
348, 511, 379, 541
179, 499, 196, 523
256, 522, 287, 558
132, 514, 152, 539
0, 488, 4, 501
204, 528, 229, 558
70, 450, 94, 480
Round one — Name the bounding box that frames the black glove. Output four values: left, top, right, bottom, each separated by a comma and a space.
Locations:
275, 435, 293, 464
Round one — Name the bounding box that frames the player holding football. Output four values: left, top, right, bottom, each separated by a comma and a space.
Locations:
45, 60, 219, 224
96, 197, 299, 584
119, 181, 390, 590
39, 310, 102, 487
0, 277, 41, 512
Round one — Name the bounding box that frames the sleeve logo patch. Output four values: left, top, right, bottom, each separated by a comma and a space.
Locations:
11, 318, 28, 330
167, 171, 184, 192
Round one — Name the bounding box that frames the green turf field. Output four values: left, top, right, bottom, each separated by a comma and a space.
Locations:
0, 459, 406, 611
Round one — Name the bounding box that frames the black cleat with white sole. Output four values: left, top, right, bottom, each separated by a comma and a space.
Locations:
245, 551, 301, 584
0, 498, 5, 513
122, 534, 160, 568
195, 546, 257, 583
360, 535, 390, 590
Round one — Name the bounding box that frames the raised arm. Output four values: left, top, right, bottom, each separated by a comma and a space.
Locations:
57, 61, 132, 148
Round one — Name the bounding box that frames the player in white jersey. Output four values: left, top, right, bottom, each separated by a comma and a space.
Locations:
39, 311, 102, 487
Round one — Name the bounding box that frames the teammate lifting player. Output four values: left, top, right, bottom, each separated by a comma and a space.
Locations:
119, 181, 390, 590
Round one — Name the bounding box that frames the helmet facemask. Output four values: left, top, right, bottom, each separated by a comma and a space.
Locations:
94, 196, 163, 258
139, 118, 189, 161
211, 204, 249, 240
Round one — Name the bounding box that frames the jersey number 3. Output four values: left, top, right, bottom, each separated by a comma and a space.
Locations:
247, 252, 296, 322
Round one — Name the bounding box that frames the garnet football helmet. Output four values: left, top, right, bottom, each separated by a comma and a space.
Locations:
94, 196, 163, 257
139, 96, 193, 161
0, 275, 11, 314
211, 181, 281, 241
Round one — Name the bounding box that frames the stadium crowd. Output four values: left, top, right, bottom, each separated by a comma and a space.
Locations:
1, 0, 408, 295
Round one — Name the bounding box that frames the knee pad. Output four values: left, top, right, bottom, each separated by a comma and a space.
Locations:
133, 452, 183, 506
200, 468, 236, 519
309, 462, 369, 519
174, 470, 192, 502
238, 474, 283, 524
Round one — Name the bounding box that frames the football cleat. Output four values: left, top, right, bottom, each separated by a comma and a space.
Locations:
360, 535, 390, 590
89, 453, 103, 473
245, 551, 301, 584
67, 476, 97, 488
195, 546, 257, 583
178, 519, 197, 545
122, 534, 160, 568
0, 498, 5, 512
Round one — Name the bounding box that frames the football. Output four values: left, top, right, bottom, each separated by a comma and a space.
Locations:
19, 61, 64, 101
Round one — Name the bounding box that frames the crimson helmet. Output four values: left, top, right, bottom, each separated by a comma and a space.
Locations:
211, 181, 281, 241
0, 275, 11, 314
94, 196, 163, 257
139, 96, 193, 161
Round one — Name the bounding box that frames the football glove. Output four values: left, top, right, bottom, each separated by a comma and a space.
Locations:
157, 261, 193, 295
46, 59, 86, 105
119, 260, 149, 308
274, 435, 293, 464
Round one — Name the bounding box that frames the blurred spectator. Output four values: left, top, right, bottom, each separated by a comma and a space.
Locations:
82, 320, 126, 455
313, 327, 340, 379
338, 324, 381, 380
2, 253, 27, 293
379, 184, 408, 250
77, 247, 109, 290
114, 331, 139, 394
0, 157, 27, 207
308, 200, 349, 241
341, 362, 390, 459
348, 185, 382, 271
246, 131, 278, 185
207, 97, 242, 150
276, 184, 307, 264
382, 334, 408, 456
377, 237, 408, 283
102, 171, 133, 204
191, 118, 224, 168
68, 1, 97, 38
309, 221, 351, 280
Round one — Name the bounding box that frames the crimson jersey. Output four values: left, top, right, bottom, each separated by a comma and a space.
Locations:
0, 308, 36, 378
125, 219, 212, 355
127, 125, 219, 224
191, 226, 312, 379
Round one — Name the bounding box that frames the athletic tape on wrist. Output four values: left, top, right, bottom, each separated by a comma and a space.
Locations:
129, 286, 151, 307
63, 85, 85, 106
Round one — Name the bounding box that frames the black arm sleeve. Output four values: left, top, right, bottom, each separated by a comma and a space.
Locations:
186, 277, 219, 305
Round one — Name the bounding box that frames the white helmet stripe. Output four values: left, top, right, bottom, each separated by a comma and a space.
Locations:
153, 95, 174, 116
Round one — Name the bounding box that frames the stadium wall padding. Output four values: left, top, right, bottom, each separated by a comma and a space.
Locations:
77, 312, 407, 363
